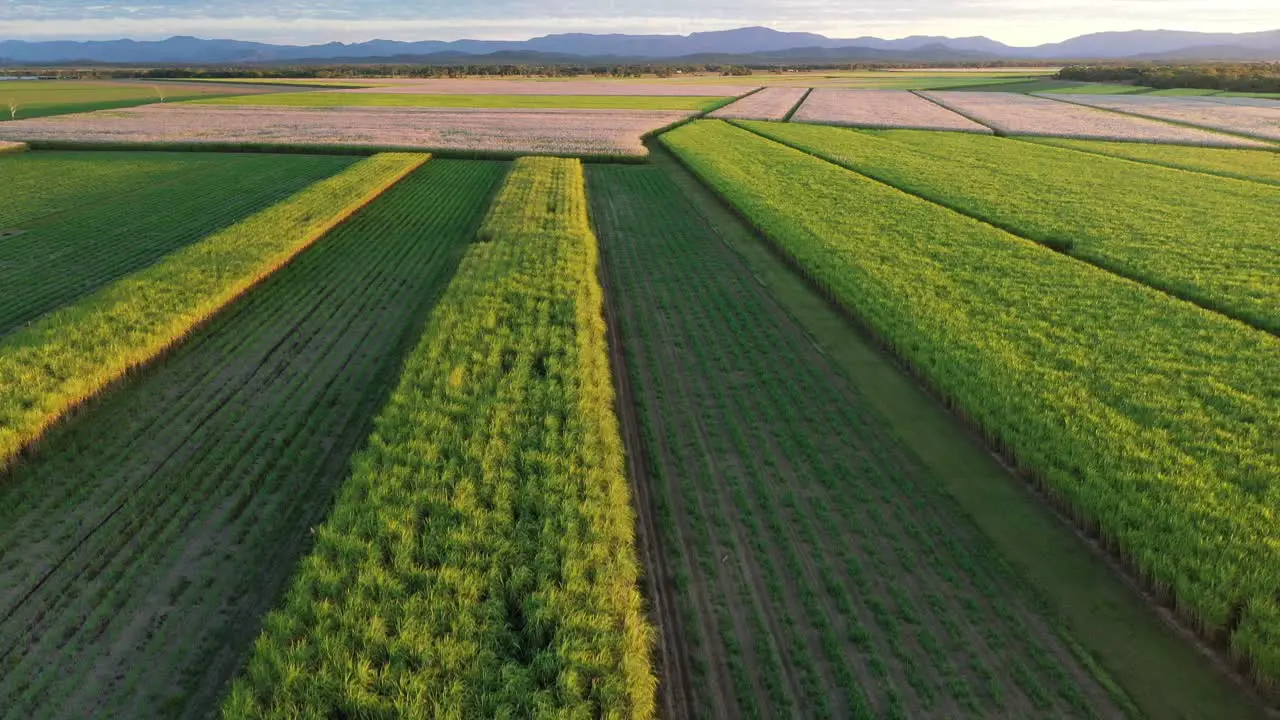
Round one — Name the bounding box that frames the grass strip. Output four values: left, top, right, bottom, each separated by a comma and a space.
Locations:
0, 152, 427, 471
661, 119, 1280, 694
191, 91, 724, 111
221, 157, 656, 718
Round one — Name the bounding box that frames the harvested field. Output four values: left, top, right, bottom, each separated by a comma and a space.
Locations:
332, 79, 747, 95
919, 91, 1269, 146
0, 160, 505, 719
1031, 94, 1280, 142
1192, 96, 1280, 108
791, 89, 991, 132
708, 87, 808, 120
193, 91, 723, 111
0, 104, 691, 157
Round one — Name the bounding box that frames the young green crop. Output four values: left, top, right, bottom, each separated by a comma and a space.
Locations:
0, 152, 426, 471
0, 151, 357, 335
661, 120, 1280, 691
1020, 136, 1280, 186
0, 159, 505, 717
221, 157, 656, 718
737, 121, 1280, 333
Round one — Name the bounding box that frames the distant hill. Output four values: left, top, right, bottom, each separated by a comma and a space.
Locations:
2, 26, 1278, 65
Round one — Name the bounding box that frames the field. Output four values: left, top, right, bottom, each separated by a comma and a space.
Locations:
1045, 94, 1280, 141
791, 89, 991, 132
0, 80, 286, 120
0, 151, 357, 335
0, 159, 505, 717
588, 158, 1126, 718
708, 87, 809, 121
662, 119, 1280, 694
735, 121, 1280, 331
191, 91, 726, 111
919, 91, 1271, 145
0, 70, 1276, 719
0, 104, 694, 157
1022, 136, 1280, 185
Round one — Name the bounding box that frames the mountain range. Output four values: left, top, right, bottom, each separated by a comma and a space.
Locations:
2, 27, 1279, 65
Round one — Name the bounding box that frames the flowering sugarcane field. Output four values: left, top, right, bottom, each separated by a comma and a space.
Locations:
0, 56, 1276, 720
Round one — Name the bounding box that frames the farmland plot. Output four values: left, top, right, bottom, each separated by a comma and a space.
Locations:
0, 104, 691, 157
918, 91, 1268, 145
0, 153, 424, 471
738, 122, 1280, 332
708, 87, 808, 120
0, 151, 357, 335
662, 120, 1280, 691
1037, 94, 1280, 142
791, 90, 991, 132
0, 79, 286, 121
222, 158, 655, 718
588, 160, 1125, 719
1022, 136, 1280, 185
0, 159, 505, 718
333, 78, 748, 95
193, 92, 723, 111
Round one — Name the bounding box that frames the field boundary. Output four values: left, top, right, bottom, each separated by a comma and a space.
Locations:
648, 137, 1278, 717
908, 90, 1003, 134
780, 88, 812, 123
593, 232, 697, 720
640, 86, 765, 143
728, 119, 1277, 335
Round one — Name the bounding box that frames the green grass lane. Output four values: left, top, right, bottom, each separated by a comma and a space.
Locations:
0, 152, 426, 471
0, 151, 358, 335
661, 119, 1280, 692
191, 91, 724, 111
0, 80, 284, 120
0, 159, 504, 718
737, 121, 1280, 333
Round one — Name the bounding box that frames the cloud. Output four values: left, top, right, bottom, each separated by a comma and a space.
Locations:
1, 0, 1277, 44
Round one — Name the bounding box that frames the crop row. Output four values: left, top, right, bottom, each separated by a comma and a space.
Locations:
0, 152, 427, 470
736, 121, 1280, 333
221, 157, 656, 718
0, 159, 505, 718
661, 120, 1280, 689
587, 161, 1122, 718
0, 151, 356, 335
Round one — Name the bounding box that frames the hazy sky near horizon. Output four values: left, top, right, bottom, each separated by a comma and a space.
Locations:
1, 0, 1276, 44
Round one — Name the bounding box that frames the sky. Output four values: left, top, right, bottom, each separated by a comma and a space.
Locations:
1, 0, 1277, 45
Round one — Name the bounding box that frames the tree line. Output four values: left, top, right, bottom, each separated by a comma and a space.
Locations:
1058, 63, 1280, 93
